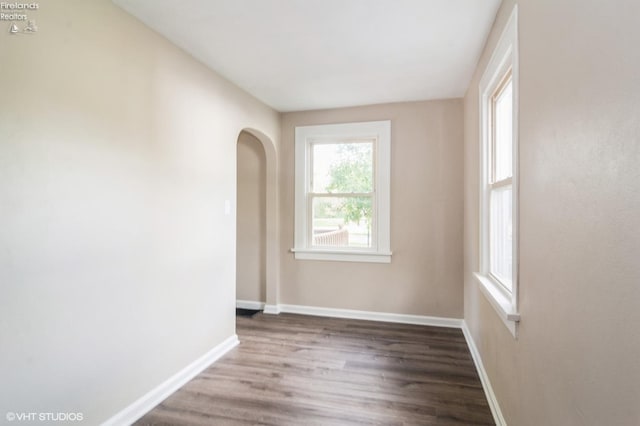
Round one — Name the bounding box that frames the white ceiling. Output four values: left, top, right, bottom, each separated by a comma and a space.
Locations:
113, 0, 501, 112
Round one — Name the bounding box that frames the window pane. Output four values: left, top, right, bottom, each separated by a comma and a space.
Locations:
311, 196, 372, 248
494, 78, 513, 182
490, 185, 513, 290
312, 142, 373, 193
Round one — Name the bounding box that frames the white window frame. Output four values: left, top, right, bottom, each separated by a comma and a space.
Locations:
293, 120, 391, 263
475, 5, 520, 337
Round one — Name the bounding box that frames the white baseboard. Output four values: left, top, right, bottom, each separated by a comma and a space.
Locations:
236, 300, 265, 310
263, 304, 281, 315
461, 321, 506, 426
101, 334, 239, 426
275, 303, 463, 328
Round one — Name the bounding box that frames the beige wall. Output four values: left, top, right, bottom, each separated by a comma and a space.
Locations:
0, 1, 279, 423
280, 100, 464, 318
464, 1, 640, 424
4, 1, 637, 424
237, 131, 267, 302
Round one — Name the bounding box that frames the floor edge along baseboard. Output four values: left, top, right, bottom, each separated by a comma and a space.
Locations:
462, 321, 507, 426
276, 303, 463, 328
101, 334, 239, 426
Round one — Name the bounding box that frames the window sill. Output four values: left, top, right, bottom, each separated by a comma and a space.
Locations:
291, 248, 392, 263
474, 272, 520, 338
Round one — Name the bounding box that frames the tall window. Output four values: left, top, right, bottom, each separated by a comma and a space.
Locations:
477, 5, 520, 337
294, 121, 391, 263
489, 71, 513, 291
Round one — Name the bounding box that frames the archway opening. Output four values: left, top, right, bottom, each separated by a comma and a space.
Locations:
236, 131, 267, 309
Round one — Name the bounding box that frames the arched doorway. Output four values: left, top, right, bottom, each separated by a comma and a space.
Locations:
236, 128, 279, 313
236, 131, 266, 306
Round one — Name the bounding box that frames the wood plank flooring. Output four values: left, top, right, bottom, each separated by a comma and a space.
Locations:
135, 313, 494, 426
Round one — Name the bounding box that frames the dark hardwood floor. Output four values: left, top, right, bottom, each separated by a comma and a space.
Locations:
135, 313, 494, 425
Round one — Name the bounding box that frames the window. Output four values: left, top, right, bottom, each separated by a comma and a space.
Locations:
490, 72, 513, 291
476, 5, 520, 337
293, 121, 391, 263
